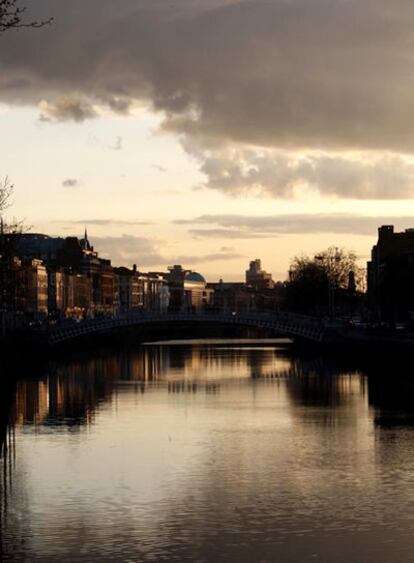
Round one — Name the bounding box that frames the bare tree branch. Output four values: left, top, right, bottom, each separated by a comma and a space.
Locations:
0, 176, 13, 214
0, 177, 26, 233
0, 0, 53, 33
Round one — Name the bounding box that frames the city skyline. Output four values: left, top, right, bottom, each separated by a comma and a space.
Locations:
3, 1, 414, 279
4, 4, 414, 562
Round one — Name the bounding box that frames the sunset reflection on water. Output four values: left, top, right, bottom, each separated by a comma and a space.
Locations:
1, 341, 414, 563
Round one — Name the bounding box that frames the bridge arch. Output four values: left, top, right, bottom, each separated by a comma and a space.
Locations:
46, 311, 326, 346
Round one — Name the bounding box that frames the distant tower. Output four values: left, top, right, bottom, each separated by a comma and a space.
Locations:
245, 259, 274, 289
80, 227, 93, 252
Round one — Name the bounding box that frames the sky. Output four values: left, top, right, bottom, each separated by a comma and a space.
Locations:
2, 0, 414, 281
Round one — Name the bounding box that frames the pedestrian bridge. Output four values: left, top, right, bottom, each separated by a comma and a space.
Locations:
46, 311, 327, 346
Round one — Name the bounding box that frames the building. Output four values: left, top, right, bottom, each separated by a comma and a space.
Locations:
64, 272, 93, 319
115, 265, 142, 311
9, 233, 66, 264
142, 272, 169, 310
99, 259, 118, 315
209, 281, 255, 312
21, 258, 49, 318
48, 268, 93, 319
245, 259, 274, 290
11, 230, 119, 318
167, 265, 213, 311
2, 230, 222, 321
58, 232, 117, 316
0, 256, 49, 320
368, 225, 414, 322
114, 266, 171, 312
167, 265, 191, 310
48, 269, 65, 317
157, 284, 170, 312
183, 272, 214, 311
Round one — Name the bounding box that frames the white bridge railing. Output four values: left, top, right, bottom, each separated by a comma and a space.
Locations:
46, 310, 326, 345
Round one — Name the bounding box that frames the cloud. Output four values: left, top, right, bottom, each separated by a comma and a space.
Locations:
105, 96, 131, 115
5, 0, 414, 199
152, 164, 167, 173
39, 97, 97, 123
0, 0, 413, 151
92, 235, 165, 267
85, 133, 124, 151
171, 252, 243, 265
188, 147, 414, 200
189, 228, 270, 239
90, 234, 242, 269
64, 219, 152, 226
62, 178, 79, 188
110, 136, 123, 151
182, 213, 414, 237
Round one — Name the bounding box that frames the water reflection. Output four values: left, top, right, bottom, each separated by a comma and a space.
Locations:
0, 382, 16, 563
7, 343, 294, 431
2, 341, 414, 562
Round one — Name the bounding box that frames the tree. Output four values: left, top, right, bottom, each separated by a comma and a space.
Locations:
285, 247, 364, 316
313, 247, 361, 288
0, 176, 22, 232
0, 0, 52, 33
285, 255, 328, 315
0, 176, 12, 213
0, 178, 24, 311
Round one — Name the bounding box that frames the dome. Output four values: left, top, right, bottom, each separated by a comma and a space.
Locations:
185, 272, 206, 283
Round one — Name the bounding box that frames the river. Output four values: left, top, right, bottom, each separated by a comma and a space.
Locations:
1, 339, 414, 562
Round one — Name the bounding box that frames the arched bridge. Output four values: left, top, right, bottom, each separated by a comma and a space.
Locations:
46, 311, 327, 346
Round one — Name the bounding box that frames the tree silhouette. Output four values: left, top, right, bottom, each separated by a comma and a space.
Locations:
0, 178, 24, 312
285, 247, 364, 316
0, 0, 52, 33
0, 176, 12, 213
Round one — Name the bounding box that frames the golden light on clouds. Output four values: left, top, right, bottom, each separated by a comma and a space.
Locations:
3, 0, 414, 278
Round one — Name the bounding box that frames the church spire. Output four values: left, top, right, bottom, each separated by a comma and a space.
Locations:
80, 227, 92, 252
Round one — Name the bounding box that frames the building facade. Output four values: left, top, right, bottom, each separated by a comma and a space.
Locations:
245, 259, 274, 290
368, 225, 414, 322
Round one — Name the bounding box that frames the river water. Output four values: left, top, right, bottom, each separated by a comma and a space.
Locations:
1, 339, 414, 562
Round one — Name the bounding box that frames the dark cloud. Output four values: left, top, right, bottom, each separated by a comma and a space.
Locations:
4, 0, 414, 198
183, 214, 414, 237
62, 178, 79, 188
105, 96, 132, 115
1, 0, 414, 151
39, 97, 97, 123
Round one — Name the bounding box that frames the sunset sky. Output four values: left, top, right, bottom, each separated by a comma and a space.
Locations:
3, 0, 414, 280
